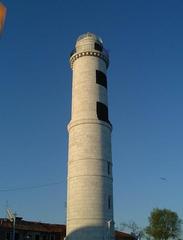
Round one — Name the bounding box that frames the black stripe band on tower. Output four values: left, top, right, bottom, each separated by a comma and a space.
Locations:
96, 70, 107, 88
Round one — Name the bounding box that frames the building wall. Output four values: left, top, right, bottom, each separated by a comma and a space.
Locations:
0, 218, 136, 240
0, 218, 65, 240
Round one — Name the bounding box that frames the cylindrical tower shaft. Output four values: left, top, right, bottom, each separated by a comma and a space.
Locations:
66, 33, 114, 240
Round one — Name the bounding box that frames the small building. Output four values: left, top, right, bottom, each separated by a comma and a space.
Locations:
0, 218, 66, 240
115, 231, 137, 240
0, 217, 136, 240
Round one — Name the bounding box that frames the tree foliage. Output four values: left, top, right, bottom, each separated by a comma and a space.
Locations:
146, 208, 182, 240
119, 220, 145, 239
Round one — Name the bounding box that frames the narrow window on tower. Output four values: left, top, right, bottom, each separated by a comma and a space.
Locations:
96, 102, 109, 123
107, 161, 111, 175
96, 70, 107, 88
94, 42, 103, 51
108, 195, 111, 209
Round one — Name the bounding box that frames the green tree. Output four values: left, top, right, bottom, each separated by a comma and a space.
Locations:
146, 208, 182, 240
119, 221, 145, 239
120, 221, 141, 235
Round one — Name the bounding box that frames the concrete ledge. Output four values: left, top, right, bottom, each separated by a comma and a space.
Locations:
67, 119, 112, 132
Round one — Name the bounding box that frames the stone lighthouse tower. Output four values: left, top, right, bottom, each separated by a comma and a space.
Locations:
66, 33, 114, 240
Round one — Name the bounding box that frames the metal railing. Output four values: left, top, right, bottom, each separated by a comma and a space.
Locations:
77, 33, 103, 44
70, 48, 76, 57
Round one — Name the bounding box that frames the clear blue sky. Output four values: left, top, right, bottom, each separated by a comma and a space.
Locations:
1, 0, 183, 229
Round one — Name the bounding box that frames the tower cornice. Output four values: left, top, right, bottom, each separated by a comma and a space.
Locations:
70, 50, 109, 69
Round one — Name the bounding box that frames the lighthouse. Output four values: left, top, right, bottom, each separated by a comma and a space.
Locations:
66, 33, 114, 240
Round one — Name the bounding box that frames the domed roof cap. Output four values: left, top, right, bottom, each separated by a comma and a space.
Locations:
77, 32, 103, 44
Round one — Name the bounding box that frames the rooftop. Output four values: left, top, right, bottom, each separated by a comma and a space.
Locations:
77, 32, 103, 44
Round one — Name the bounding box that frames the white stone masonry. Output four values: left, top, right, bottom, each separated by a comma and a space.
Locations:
66, 33, 114, 240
